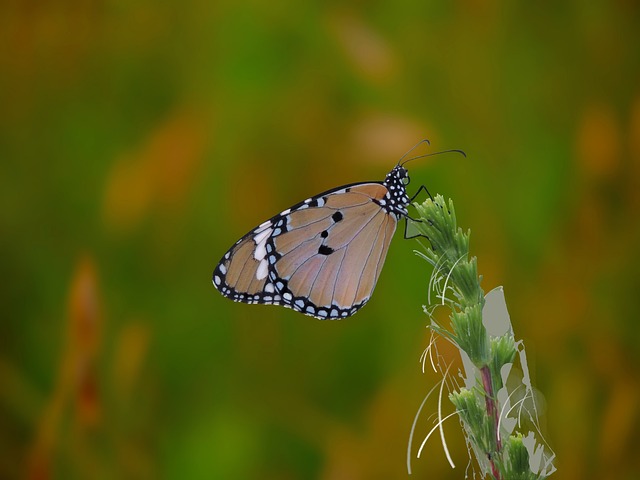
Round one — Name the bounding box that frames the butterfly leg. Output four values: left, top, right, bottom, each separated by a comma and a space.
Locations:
403, 217, 439, 255
403, 185, 437, 240
403, 185, 432, 232
409, 184, 433, 203
404, 216, 429, 240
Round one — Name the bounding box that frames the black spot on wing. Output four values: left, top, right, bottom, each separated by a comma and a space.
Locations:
318, 245, 334, 256
332, 212, 343, 222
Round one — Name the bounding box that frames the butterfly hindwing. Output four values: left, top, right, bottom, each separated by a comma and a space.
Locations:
213, 182, 399, 319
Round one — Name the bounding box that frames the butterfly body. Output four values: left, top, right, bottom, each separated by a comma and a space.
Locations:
213, 165, 412, 319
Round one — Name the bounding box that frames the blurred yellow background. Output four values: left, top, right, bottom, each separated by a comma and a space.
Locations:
1, 0, 639, 478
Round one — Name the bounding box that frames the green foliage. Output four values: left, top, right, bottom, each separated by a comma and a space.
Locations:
414, 196, 551, 479
499, 434, 546, 480
413, 196, 490, 367
449, 389, 496, 454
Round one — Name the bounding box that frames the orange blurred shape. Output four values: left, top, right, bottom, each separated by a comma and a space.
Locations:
66, 254, 103, 427
68, 255, 102, 357
27, 255, 103, 479
147, 110, 208, 208
321, 380, 456, 480
226, 159, 277, 230
328, 10, 397, 84
599, 376, 640, 465
630, 93, 640, 160
629, 93, 640, 211
322, 387, 404, 479
350, 112, 433, 166
576, 102, 621, 180
589, 334, 640, 468
629, 94, 640, 158
103, 155, 154, 233
112, 321, 150, 400
76, 370, 100, 427
103, 108, 210, 232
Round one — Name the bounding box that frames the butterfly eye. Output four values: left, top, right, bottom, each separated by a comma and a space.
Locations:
402, 175, 410, 186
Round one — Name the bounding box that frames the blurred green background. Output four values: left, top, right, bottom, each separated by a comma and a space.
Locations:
1, 0, 639, 478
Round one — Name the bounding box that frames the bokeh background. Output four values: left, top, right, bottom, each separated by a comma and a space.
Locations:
2, 1, 639, 478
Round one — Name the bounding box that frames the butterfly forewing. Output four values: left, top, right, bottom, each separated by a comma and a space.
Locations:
213, 163, 415, 319
215, 231, 269, 299
213, 181, 401, 319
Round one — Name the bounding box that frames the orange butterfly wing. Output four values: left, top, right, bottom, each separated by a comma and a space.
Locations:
213, 183, 398, 319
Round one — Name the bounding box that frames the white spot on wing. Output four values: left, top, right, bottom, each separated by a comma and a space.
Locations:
254, 227, 272, 245
255, 243, 267, 261
255, 221, 272, 234
256, 259, 269, 280
253, 227, 272, 261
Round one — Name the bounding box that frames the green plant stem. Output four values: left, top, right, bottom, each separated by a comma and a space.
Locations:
413, 195, 523, 480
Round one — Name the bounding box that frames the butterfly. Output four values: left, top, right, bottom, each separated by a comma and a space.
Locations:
212, 143, 457, 319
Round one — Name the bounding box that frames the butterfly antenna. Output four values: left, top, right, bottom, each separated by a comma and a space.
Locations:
397, 139, 431, 166
400, 149, 466, 167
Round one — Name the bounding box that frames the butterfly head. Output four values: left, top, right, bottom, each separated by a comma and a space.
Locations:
381, 165, 411, 218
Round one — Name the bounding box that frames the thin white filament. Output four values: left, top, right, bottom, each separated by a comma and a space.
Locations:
417, 411, 459, 458
496, 384, 524, 444
437, 365, 456, 468
407, 381, 442, 475
441, 253, 466, 306
419, 332, 439, 374
428, 331, 437, 372
419, 347, 428, 373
